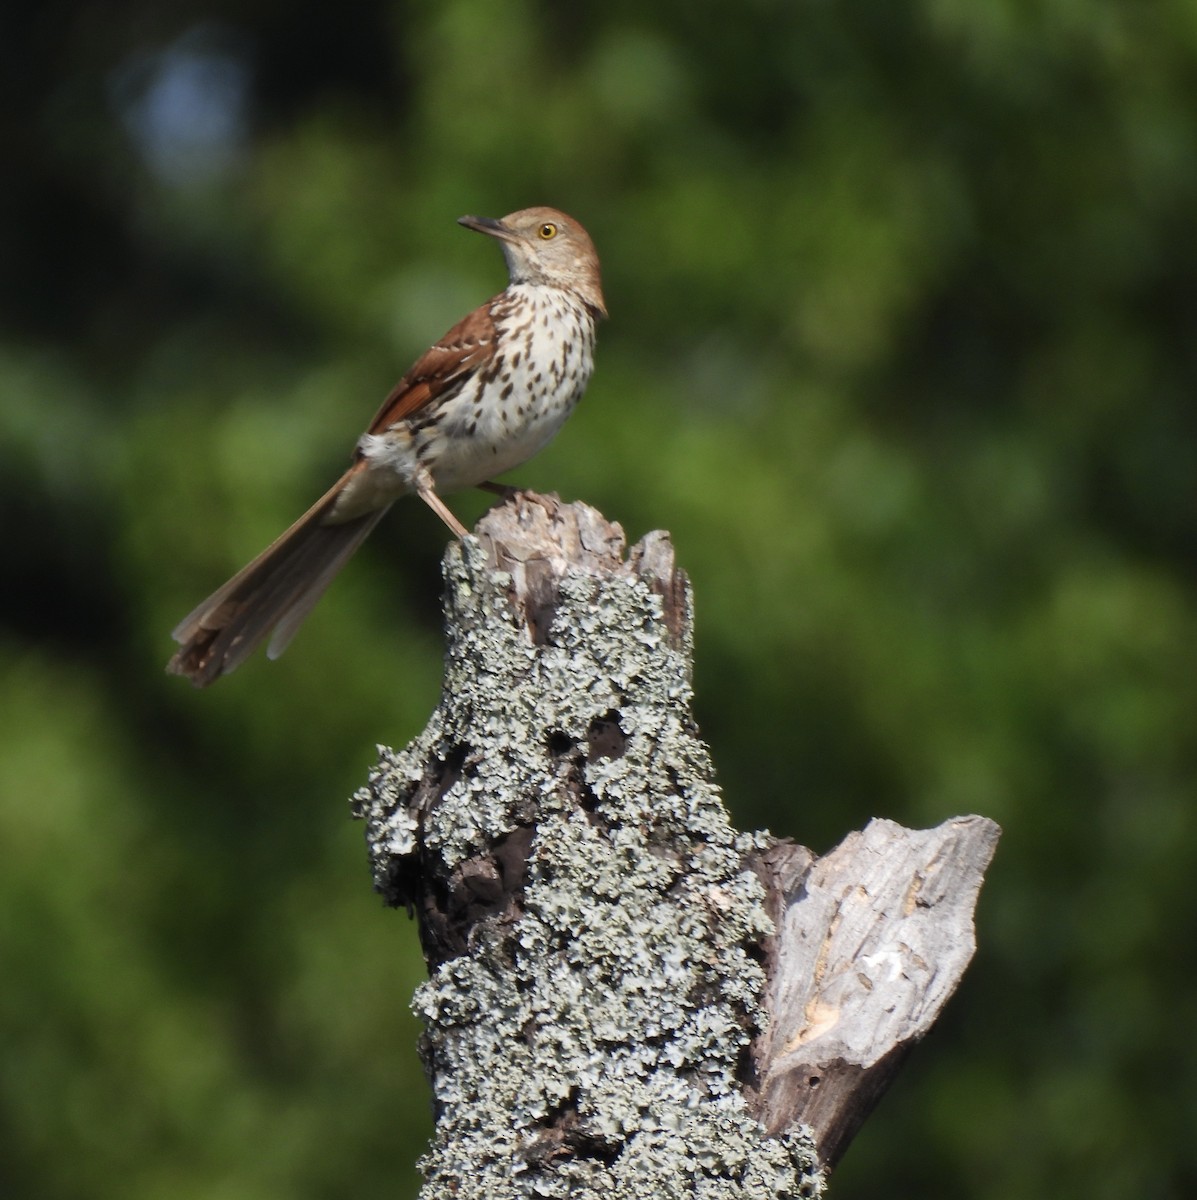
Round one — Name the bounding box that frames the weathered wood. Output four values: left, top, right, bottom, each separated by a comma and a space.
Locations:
750, 817, 1001, 1166
352, 494, 999, 1197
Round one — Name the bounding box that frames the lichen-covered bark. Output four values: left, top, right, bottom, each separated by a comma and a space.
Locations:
353, 497, 823, 1199
351, 494, 999, 1197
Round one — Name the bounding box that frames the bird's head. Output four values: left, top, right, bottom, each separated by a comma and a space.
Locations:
458, 206, 606, 319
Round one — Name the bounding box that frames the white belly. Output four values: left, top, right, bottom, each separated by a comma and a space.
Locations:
333, 285, 597, 521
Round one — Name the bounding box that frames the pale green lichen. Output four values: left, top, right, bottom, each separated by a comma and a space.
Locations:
354, 536, 824, 1199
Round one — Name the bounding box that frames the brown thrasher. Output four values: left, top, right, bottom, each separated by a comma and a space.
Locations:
168, 206, 605, 687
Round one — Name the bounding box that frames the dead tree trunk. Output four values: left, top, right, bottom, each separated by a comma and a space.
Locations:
352, 495, 1000, 1198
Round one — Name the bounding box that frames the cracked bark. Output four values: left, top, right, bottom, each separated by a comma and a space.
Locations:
352, 493, 1001, 1198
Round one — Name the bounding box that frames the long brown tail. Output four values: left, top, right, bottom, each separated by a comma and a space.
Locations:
168, 468, 390, 687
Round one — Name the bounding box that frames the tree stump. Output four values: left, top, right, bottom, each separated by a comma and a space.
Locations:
352, 494, 1000, 1198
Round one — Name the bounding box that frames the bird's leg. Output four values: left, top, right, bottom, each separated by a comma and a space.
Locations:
417, 484, 471, 539
477, 481, 519, 497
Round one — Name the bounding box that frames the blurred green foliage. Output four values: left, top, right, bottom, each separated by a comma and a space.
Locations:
3, 1, 1197, 1196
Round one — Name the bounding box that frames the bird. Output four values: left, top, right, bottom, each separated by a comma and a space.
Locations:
167, 206, 606, 687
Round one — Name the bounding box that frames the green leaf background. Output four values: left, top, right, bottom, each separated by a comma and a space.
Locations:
4, 2, 1196, 1196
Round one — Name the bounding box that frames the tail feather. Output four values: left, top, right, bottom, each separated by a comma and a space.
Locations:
168, 470, 390, 687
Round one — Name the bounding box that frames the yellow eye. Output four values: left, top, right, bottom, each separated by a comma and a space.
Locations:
538, 222, 558, 239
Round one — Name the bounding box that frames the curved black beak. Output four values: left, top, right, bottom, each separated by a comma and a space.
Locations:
458, 214, 516, 242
